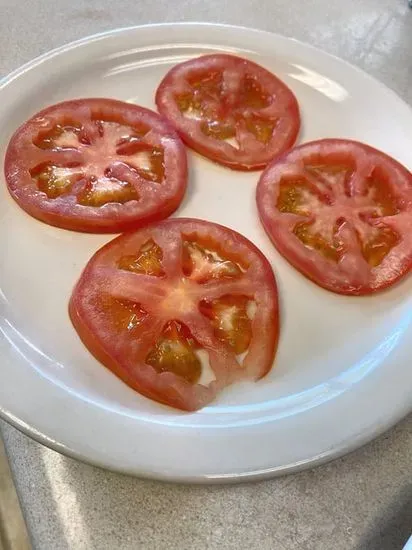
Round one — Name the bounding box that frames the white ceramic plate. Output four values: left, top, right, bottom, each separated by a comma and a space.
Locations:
0, 23, 411, 482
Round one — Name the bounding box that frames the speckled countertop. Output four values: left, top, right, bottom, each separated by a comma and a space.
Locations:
0, 1, 411, 549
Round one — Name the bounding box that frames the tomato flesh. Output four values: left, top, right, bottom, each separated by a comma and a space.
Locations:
5, 99, 187, 232
156, 54, 300, 170
146, 321, 202, 384
69, 219, 279, 411
199, 295, 252, 354
117, 239, 165, 277
257, 139, 412, 294
278, 168, 401, 266
105, 298, 148, 332
33, 165, 78, 199
182, 240, 243, 282
77, 179, 140, 207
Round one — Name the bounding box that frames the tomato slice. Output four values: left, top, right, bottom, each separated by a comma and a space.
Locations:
4, 99, 187, 232
69, 218, 279, 411
256, 139, 412, 295
155, 54, 300, 171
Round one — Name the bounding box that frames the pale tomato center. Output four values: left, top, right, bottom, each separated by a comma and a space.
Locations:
160, 278, 198, 316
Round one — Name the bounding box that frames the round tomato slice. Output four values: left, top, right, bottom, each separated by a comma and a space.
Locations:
155, 54, 300, 171
69, 218, 279, 411
4, 98, 187, 232
257, 139, 412, 295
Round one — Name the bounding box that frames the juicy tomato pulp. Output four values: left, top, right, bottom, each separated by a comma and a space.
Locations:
257, 139, 412, 295
4, 99, 187, 232
69, 219, 279, 410
155, 54, 300, 171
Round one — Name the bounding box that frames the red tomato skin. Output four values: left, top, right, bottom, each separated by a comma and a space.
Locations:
69, 296, 193, 410
4, 98, 188, 233
4, 189, 187, 234
69, 218, 279, 411
257, 139, 412, 295
156, 54, 300, 171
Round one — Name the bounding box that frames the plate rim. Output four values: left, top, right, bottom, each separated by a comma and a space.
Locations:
1, 22, 411, 483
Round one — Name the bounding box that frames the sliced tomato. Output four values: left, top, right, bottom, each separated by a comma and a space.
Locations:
69, 218, 279, 411
155, 54, 300, 171
4, 98, 187, 232
256, 139, 412, 295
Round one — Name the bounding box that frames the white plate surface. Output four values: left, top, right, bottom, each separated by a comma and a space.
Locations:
0, 23, 411, 482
